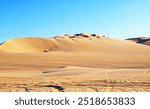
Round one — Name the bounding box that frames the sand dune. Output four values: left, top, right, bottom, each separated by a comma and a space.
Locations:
127, 37, 150, 46
1, 34, 150, 53
0, 33, 150, 92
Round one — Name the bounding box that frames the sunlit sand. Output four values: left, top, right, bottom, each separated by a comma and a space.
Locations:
0, 33, 150, 92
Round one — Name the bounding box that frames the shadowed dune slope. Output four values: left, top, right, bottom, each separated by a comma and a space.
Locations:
127, 37, 150, 46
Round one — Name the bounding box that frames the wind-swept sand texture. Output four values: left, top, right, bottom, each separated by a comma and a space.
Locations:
0, 33, 150, 92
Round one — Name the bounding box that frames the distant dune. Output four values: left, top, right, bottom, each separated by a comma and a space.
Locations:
127, 37, 150, 46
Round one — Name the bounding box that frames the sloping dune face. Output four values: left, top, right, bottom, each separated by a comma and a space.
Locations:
127, 37, 150, 46
0, 37, 71, 52
0, 34, 108, 52
0, 34, 106, 52
1, 33, 150, 53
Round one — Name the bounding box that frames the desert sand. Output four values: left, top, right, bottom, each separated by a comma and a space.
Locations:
0, 33, 150, 92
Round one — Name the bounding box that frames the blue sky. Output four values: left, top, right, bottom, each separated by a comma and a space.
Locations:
0, 0, 150, 42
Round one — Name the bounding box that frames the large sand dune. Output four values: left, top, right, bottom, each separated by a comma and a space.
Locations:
1, 34, 150, 53
0, 33, 150, 92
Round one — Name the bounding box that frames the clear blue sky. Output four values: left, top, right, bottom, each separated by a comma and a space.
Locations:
0, 0, 150, 42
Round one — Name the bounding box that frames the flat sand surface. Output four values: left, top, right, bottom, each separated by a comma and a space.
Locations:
0, 35, 150, 92
0, 67, 150, 92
